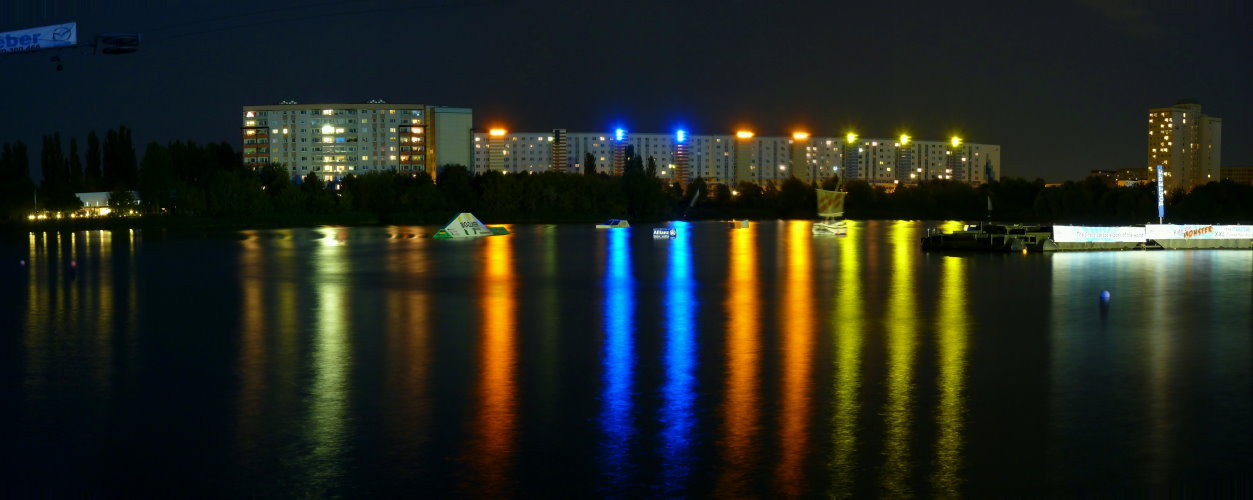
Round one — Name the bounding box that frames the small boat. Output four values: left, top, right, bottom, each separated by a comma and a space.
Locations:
596, 219, 630, 229
812, 188, 847, 236
728, 219, 750, 229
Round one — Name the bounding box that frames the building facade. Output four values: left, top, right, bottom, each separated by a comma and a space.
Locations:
472, 130, 1001, 188
1147, 99, 1222, 191
241, 101, 473, 181
1220, 166, 1253, 185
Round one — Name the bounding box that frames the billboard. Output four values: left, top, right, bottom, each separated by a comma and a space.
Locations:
0, 22, 77, 54
1145, 225, 1253, 240
1053, 226, 1146, 243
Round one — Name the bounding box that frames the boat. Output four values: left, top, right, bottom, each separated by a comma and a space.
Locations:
921, 223, 1057, 252
596, 219, 630, 229
812, 188, 848, 235
728, 219, 749, 229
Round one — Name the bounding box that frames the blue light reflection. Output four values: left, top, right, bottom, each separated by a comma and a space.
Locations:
599, 227, 635, 489
660, 221, 697, 493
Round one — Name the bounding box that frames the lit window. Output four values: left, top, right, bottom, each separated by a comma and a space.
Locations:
322, 109, 333, 115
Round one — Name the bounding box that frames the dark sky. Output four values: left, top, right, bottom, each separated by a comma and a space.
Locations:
2, 0, 1250, 181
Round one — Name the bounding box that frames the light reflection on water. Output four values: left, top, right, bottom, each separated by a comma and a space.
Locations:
718, 222, 761, 496
6, 223, 1251, 496
599, 227, 635, 491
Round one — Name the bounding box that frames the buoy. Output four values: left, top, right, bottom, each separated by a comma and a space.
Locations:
1100, 290, 1110, 302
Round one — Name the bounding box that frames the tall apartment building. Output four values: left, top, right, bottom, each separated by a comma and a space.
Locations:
471, 129, 1001, 188
241, 101, 473, 181
1147, 99, 1222, 191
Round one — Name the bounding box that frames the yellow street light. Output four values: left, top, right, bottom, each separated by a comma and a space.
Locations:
950, 136, 962, 147
899, 134, 911, 145
845, 132, 858, 144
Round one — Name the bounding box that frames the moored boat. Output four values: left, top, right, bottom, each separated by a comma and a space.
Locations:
596, 219, 630, 229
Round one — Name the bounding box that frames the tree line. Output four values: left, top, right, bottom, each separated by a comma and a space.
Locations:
4, 130, 1253, 225
1, 127, 139, 216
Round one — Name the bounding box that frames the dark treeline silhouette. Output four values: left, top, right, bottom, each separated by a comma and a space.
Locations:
0, 126, 140, 217
837, 176, 1253, 224
5, 130, 1253, 225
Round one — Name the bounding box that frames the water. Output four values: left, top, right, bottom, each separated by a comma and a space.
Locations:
2, 221, 1250, 496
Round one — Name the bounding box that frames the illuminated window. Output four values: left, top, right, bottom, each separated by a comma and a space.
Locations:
390, 155, 397, 160
322, 109, 333, 115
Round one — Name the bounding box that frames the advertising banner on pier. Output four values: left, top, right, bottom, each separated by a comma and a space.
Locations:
1145, 225, 1253, 240
1053, 226, 1146, 243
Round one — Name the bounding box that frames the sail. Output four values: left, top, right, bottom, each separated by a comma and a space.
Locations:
816, 189, 846, 217
433, 212, 504, 238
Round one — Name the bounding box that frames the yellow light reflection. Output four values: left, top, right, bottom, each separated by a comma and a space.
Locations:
829, 221, 862, 497
385, 227, 433, 455
471, 230, 517, 495
717, 224, 761, 497
933, 256, 968, 495
778, 221, 814, 495
881, 221, 919, 497
237, 230, 266, 453
308, 227, 351, 487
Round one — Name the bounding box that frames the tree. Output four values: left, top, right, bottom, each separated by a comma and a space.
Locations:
646, 156, 657, 177
40, 133, 79, 211
85, 131, 101, 191
103, 129, 119, 190
583, 152, 596, 175
138, 142, 175, 212
68, 137, 83, 192
0, 141, 35, 218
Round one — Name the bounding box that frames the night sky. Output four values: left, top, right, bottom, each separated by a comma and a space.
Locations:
2, 0, 1250, 181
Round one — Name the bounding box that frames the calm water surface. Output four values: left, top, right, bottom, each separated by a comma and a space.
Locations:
2, 221, 1250, 496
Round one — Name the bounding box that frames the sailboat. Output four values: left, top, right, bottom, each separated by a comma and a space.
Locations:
812, 187, 848, 235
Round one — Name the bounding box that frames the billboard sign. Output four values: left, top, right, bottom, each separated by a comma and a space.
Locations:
1053, 226, 1146, 243
0, 22, 77, 54
1145, 225, 1253, 240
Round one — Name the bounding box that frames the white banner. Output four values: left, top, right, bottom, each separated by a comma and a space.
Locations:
1053, 226, 1146, 243
1145, 225, 1253, 240
0, 22, 77, 54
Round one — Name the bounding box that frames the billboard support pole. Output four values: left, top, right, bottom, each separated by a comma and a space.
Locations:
1156, 165, 1165, 224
